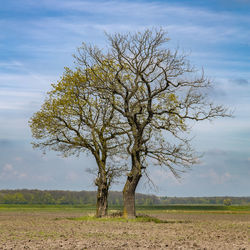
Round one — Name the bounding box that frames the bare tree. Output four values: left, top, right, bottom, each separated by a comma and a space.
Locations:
75, 28, 231, 218
29, 67, 127, 217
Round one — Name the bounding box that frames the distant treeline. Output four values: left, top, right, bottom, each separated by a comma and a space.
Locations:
0, 189, 249, 205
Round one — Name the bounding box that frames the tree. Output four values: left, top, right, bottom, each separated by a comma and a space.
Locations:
223, 198, 232, 206
75, 28, 231, 218
29, 68, 127, 217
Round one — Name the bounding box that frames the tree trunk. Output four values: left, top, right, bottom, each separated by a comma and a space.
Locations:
123, 152, 142, 219
96, 182, 109, 217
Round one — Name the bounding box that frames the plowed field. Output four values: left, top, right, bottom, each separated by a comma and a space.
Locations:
0, 209, 249, 249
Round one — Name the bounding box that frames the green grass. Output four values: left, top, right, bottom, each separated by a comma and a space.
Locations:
0, 204, 96, 212
0, 204, 249, 212
135, 205, 250, 211
68, 215, 127, 222
67, 214, 187, 224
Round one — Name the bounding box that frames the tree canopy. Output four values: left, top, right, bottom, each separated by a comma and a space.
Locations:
29, 67, 127, 217
30, 28, 231, 218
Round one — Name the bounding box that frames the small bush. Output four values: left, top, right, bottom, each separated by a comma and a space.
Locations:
223, 199, 232, 206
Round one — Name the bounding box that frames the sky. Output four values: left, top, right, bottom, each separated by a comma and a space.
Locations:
0, 0, 249, 197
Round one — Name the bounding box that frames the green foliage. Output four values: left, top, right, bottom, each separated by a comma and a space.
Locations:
0, 190, 249, 206
223, 198, 232, 206
134, 215, 166, 223
29, 63, 129, 217
1, 192, 27, 204
68, 215, 169, 223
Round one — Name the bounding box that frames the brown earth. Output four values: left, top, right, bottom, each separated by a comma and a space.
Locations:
0, 210, 249, 249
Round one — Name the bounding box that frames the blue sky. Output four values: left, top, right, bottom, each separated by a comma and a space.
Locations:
0, 0, 249, 196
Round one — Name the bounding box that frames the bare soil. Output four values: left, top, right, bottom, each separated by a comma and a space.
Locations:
0, 210, 249, 249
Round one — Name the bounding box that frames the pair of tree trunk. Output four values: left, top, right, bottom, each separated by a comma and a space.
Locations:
96, 172, 141, 219
96, 151, 141, 219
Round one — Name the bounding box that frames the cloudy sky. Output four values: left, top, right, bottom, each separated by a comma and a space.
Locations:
0, 0, 249, 196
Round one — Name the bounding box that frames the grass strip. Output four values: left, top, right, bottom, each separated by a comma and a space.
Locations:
67, 214, 191, 224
